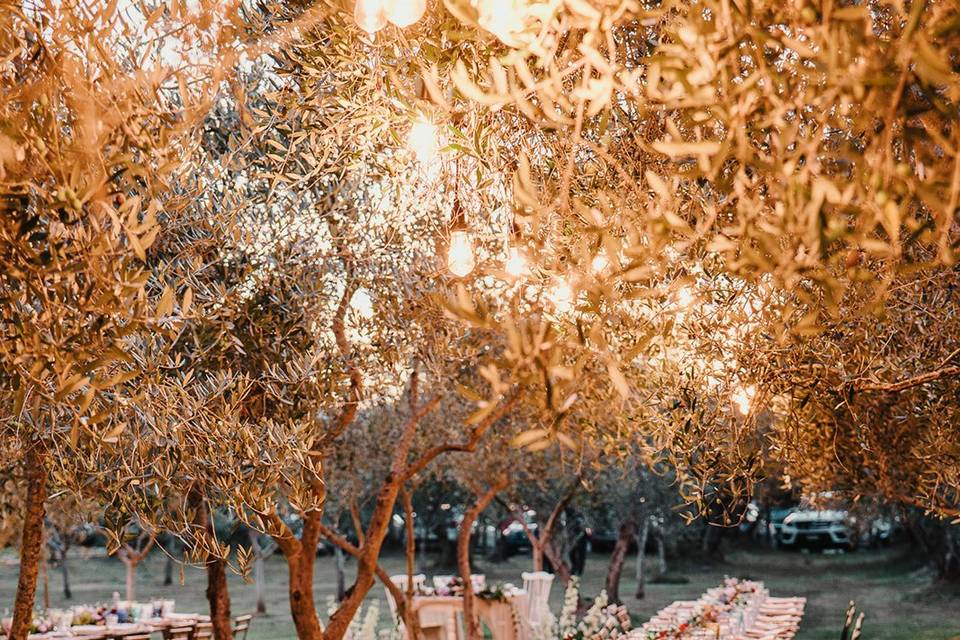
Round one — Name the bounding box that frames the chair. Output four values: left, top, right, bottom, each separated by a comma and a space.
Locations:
392, 573, 427, 594
163, 626, 194, 640
233, 614, 253, 640
470, 574, 486, 591
522, 571, 555, 630
433, 575, 458, 590
191, 622, 214, 640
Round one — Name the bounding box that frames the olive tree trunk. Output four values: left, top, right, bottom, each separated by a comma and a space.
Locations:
634, 518, 650, 599
604, 519, 636, 604
11, 447, 48, 640
458, 479, 507, 640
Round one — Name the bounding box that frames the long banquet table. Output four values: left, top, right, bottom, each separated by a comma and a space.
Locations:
628, 579, 806, 640
24, 613, 210, 639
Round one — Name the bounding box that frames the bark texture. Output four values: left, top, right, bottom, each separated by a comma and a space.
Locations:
634, 518, 650, 599
11, 446, 48, 640
458, 479, 507, 640
604, 519, 636, 604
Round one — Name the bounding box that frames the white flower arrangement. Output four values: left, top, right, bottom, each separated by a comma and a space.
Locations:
327, 597, 394, 640
548, 577, 632, 640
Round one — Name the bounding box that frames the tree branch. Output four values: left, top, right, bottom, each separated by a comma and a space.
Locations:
855, 365, 960, 393
264, 510, 300, 557
402, 392, 519, 482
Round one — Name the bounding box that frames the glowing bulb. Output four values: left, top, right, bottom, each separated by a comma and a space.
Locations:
408, 118, 439, 164
448, 230, 475, 277
505, 247, 528, 278
478, 0, 525, 45
675, 286, 695, 309
591, 253, 609, 274
549, 279, 574, 313
387, 0, 426, 27
350, 288, 375, 320
354, 0, 388, 34
732, 385, 756, 415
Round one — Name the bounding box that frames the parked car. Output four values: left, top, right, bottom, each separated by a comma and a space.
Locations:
499, 517, 535, 555
766, 506, 795, 546
779, 509, 852, 550
588, 528, 617, 553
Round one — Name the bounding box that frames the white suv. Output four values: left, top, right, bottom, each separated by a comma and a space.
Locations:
779, 509, 852, 550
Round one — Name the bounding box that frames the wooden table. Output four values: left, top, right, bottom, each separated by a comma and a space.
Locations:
26, 614, 210, 640
411, 592, 530, 640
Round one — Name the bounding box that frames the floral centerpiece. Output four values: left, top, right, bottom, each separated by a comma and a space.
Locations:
551, 577, 632, 640
643, 578, 768, 640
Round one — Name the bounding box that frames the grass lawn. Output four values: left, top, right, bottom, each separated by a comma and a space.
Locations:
1, 545, 957, 639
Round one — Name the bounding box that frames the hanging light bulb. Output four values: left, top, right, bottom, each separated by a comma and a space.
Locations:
408, 117, 439, 164
549, 278, 574, 313
591, 253, 609, 274
505, 246, 528, 278
387, 0, 426, 27
448, 229, 475, 277
478, 0, 525, 45
354, 0, 388, 34
732, 385, 756, 415
675, 286, 695, 309
350, 287, 375, 320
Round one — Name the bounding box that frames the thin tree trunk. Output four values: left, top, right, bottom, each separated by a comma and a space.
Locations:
61, 546, 72, 600
605, 519, 636, 604
206, 553, 233, 640
287, 547, 322, 639
10, 446, 48, 640
529, 482, 579, 585
254, 553, 267, 614
41, 547, 49, 610
247, 530, 269, 614
335, 546, 346, 602
655, 530, 667, 577
543, 539, 573, 586
701, 524, 723, 560
634, 518, 650, 599
125, 559, 136, 602
458, 480, 507, 640
164, 543, 175, 587
532, 541, 544, 572
401, 488, 416, 602
189, 493, 233, 640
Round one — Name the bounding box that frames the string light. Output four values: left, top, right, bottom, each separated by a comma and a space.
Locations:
477, 0, 526, 46
591, 253, 609, 274
407, 117, 440, 164
505, 246, 528, 278
732, 385, 756, 415
350, 288, 375, 320
448, 229, 476, 277
675, 286, 695, 309
387, 0, 426, 27
354, 0, 388, 33
549, 279, 574, 313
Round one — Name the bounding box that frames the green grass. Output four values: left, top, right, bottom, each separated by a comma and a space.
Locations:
1, 546, 957, 639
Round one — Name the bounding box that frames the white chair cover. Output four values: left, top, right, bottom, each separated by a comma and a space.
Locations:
470, 574, 486, 591
521, 571, 554, 629
433, 575, 455, 590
